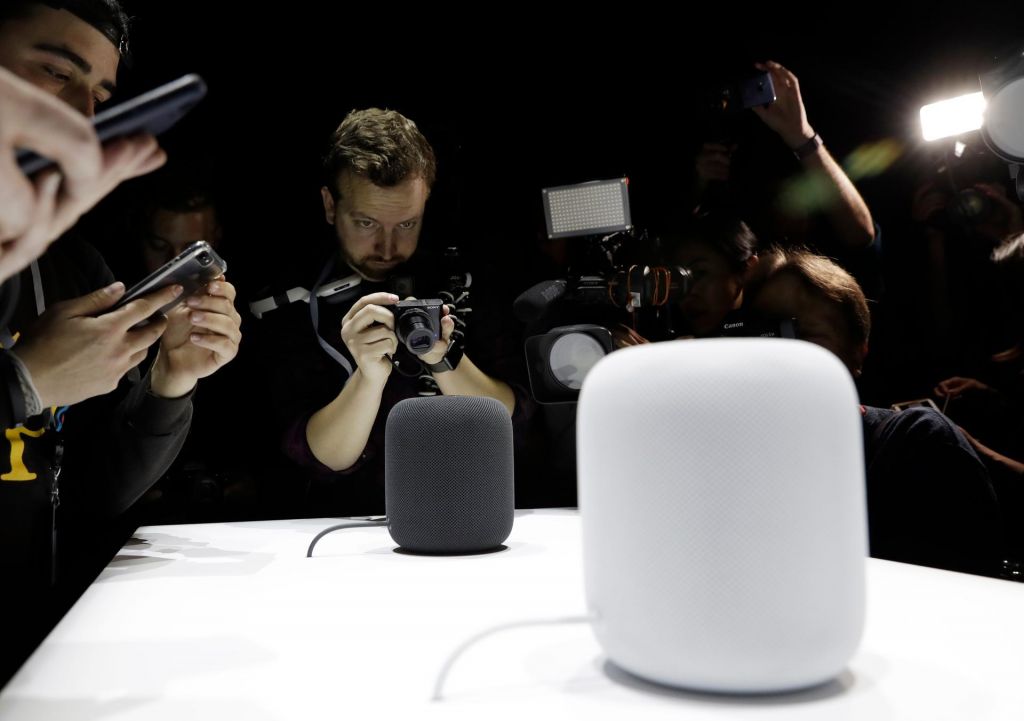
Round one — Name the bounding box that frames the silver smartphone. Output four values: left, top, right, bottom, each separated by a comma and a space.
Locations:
111, 240, 226, 323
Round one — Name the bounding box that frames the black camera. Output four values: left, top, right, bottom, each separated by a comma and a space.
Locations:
717, 314, 798, 339
520, 179, 696, 403
390, 299, 443, 356
515, 231, 692, 323
947, 187, 1004, 227
929, 144, 1015, 232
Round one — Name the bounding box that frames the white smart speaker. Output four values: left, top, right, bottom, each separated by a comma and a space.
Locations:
578, 338, 867, 694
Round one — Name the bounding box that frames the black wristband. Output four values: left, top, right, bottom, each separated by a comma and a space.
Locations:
792, 132, 823, 160
424, 334, 465, 374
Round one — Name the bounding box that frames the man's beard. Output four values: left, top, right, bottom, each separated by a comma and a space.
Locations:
343, 250, 408, 282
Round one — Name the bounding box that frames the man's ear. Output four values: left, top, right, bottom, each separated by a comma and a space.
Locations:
851, 340, 869, 378
321, 186, 336, 226
734, 256, 760, 308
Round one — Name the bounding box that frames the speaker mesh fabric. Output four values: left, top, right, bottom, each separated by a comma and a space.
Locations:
385, 396, 514, 553
578, 338, 867, 693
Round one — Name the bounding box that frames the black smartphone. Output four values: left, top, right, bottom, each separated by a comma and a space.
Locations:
737, 71, 776, 110
16, 74, 208, 176
111, 240, 226, 324
706, 71, 777, 148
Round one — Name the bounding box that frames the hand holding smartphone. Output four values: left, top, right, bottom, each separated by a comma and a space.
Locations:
16, 74, 207, 176
112, 241, 227, 325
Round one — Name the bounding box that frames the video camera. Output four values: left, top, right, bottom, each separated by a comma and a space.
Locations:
515, 179, 691, 324
517, 179, 693, 403
518, 179, 797, 404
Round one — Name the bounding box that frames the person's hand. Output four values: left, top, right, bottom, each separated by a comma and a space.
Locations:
150, 277, 243, 398
973, 182, 1024, 242
911, 181, 950, 225
11, 282, 183, 407
0, 68, 166, 282
695, 142, 735, 190
418, 303, 456, 366
751, 60, 815, 150
340, 292, 400, 385
934, 376, 992, 399
611, 324, 650, 349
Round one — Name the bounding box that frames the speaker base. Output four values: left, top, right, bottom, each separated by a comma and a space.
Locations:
392, 544, 509, 557
603, 659, 855, 699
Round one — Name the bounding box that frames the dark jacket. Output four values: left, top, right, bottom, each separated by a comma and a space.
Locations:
260, 253, 532, 516
0, 238, 192, 592
863, 405, 1004, 575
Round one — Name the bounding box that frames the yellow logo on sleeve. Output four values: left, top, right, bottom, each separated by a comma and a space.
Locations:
2, 426, 46, 481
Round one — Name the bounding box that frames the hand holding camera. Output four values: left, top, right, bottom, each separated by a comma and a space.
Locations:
397, 299, 454, 367
971, 182, 1024, 242
340, 293, 455, 385
913, 174, 1023, 241
340, 292, 402, 386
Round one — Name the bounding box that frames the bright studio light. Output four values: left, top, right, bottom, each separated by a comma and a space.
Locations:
541, 179, 631, 239
920, 92, 986, 141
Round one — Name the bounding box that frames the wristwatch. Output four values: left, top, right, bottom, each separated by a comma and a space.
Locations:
424, 335, 465, 373
792, 132, 823, 161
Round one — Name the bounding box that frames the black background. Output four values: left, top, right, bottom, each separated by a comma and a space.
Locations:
101, 4, 1024, 290
77, 3, 1024, 515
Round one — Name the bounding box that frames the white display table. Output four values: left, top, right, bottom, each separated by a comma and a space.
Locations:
1, 509, 1022, 720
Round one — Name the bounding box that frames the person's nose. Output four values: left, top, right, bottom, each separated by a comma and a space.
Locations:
376, 229, 396, 260
62, 84, 95, 117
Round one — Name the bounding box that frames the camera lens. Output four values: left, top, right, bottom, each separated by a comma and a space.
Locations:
198, 252, 212, 266
548, 332, 607, 390
407, 331, 434, 352
397, 309, 435, 356
952, 188, 989, 222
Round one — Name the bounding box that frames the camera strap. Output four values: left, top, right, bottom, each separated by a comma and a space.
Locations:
6, 261, 66, 586
309, 255, 355, 379
0, 260, 47, 348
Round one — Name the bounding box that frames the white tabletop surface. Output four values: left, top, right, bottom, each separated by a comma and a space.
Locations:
1, 508, 1022, 720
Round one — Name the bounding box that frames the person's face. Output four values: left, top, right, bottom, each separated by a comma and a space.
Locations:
674, 241, 748, 336
321, 171, 428, 282
141, 207, 220, 274
749, 273, 865, 375
0, 6, 119, 117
